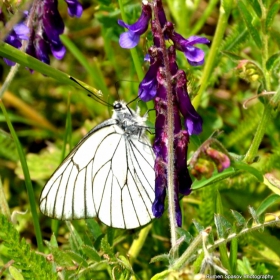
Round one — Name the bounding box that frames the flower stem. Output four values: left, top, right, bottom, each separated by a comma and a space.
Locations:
153, 1, 177, 252
244, 2, 273, 163
192, 0, 233, 110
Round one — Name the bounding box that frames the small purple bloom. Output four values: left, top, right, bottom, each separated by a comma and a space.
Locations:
118, 3, 152, 49
64, 0, 83, 17
3, 22, 29, 66
1, 0, 83, 67
139, 58, 161, 101
42, 0, 66, 59
171, 33, 210, 66
152, 158, 167, 218
174, 130, 192, 196
118, 0, 209, 226
175, 70, 203, 135
13, 23, 30, 40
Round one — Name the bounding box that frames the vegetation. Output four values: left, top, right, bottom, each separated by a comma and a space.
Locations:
0, 0, 280, 279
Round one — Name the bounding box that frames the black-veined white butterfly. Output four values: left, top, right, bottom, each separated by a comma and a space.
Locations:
40, 100, 155, 229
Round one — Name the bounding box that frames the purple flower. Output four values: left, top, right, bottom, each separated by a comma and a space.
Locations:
152, 158, 167, 218
171, 33, 210, 66
1, 0, 83, 67
174, 130, 192, 196
118, 3, 152, 49
64, 0, 83, 17
26, 0, 66, 63
175, 75, 203, 134
119, 0, 209, 227
1, 11, 29, 66
139, 57, 161, 101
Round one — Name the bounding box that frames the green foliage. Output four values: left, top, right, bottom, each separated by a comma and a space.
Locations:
0, 130, 18, 161
0, 214, 57, 279
1, 0, 280, 279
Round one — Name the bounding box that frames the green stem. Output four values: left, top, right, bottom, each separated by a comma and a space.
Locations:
192, 0, 233, 110
244, 2, 273, 163
191, 0, 220, 35
244, 101, 272, 163
128, 224, 152, 263
0, 101, 44, 252
0, 177, 11, 218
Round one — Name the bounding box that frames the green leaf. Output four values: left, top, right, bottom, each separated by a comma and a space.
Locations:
214, 214, 232, 239
265, 3, 280, 32
9, 266, 24, 280
0, 42, 100, 97
192, 220, 204, 232
237, 0, 262, 48
85, 219, 103, 240
81, 245, 101, 262
252, 231, 280, 258
256, 194, 280, 216
229, 224, 238, 274
65, 250, 88, 267
0, 102, 43, 252
50, 234, 59, 248
263, 173, 280, 195
66, 221, 85, 253
150, 254, 170, 264
248, 206, 260, 224
247, 0, 262, 18
230, 210, 246, 226
232, 161, 263, 182
270, 85, 280, 108
191, 168, 236, 190
221, 51, 244, 61
176, 228, 193, 245
0, 129, 18, 161
237, 257, 254, 275
266, 52, 280, 71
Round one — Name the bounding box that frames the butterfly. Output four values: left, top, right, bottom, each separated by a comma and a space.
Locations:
40, 100, 155, 229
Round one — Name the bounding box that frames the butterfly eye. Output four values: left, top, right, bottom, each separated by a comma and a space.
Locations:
113, 102, 123, 111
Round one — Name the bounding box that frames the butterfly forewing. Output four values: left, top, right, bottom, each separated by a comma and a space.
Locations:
40, 102, 155, 229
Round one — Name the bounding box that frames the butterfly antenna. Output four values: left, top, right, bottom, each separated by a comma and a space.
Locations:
69, 77, 113, 107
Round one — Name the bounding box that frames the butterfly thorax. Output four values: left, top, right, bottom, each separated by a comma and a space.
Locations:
112, 101, 145, 137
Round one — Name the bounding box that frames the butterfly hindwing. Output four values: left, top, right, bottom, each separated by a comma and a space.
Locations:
40, 114, 155, 229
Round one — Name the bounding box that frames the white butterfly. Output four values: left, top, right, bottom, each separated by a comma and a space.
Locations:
40, 101, 155, 229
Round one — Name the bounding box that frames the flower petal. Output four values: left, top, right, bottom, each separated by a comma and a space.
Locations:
119, 31, 140, 49
184, 46, 205, 66
176, 87, 203, 135
13, 23, 29, 40
138, 61, 160, 101
187, 35, 210, 45
64, 0, 83, 17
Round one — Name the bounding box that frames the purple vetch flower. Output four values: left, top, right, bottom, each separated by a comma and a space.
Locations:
0, 8, 29, 66
119, 0, 209, 226
64, 0, 83, 17
175, 70, 203, 135
174, 130, 192, 196
170, 32, 210, 66
152, 158, 167, 218
139, 57, 161, 101
118, 2, 152, 49
1, 0, 83, 67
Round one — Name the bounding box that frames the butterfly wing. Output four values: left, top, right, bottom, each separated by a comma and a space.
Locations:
40, 119, 155, 229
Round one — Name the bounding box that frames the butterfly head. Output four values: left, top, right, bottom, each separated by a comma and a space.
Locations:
113, 101, 126, 112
